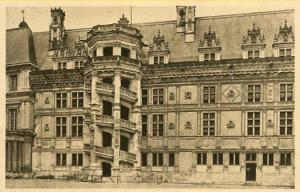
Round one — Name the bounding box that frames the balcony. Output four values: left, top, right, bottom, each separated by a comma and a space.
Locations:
96, 82, 114, 96
95, 115, 114, 127
120, 87, 137, 103
120, 119, 137, 133
94, 145, 114, 159
119, 150, 137, 164
89, 56, 141, 66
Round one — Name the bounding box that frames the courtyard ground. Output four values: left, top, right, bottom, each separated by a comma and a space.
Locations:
5, 179, 294, 189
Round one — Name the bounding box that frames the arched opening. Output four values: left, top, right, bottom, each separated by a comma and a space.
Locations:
102, 132, 112, 147
120, 135, 129, 152
102, 162, 111, 177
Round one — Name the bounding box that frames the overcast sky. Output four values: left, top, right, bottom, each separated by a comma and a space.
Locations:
6, 2, 296, 32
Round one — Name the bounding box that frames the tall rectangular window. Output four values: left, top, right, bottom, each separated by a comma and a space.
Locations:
203, 86, 215, 104
72, 92, 83, 108
229, 153, 240, 165
152, 153, 163, 167
154, 56, 159, 64
142, 115, 147, 136
280, 111, 293, 135
56, 117, 67, 137
9, 75, 17, 91
248, 85, 261, 102
280, 84, 293, 101
280, 153, 291, 166
103, 46, 113, 56
72, 116, 83, 137
213, 153, 223, 165
8, 108, 17, 130
103, 100, 113, 116
263, 153, 274, 166
159, 56, 164, 64
254, 50, 259, 58
153, 88, 164, 105
141, 153, 147, 167
204, 53, 209, 61
203, 113, 215, 136
247, 112, 260, 135
121, 47, 130, 58
56, 93, 67, 108
153, 114, 164, 136
72, 153, 83, 166
56, 153, 67, 166
248, 51, 253, 59
197, 153, 207, 165
142, 89, 148, 105
210, 53, 215, 61
168, 153, 175, 167
279, 49, 285, 57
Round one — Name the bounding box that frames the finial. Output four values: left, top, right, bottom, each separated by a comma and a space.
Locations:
284, 19, 287, 27
208, 26, 211, 33
21, 9, 25, 22
252, 22, 256, 29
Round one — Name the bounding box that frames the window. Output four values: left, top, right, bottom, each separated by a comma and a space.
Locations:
9, 75, 17, 91
247, 112, 260, 135
204, 53, 215, 61
121, 79, 130, 89
103, 46, 113, 56
197, 153, 207, 165
248, 85, 261, 102
53, 16, 58, 24
280, 111, 293, 135
254, 50, 259, 58
72, 153, 83, 166
286, 49, 292, 56
62, 62, 67, 69
203, 113, 215, 136
248, 50, 259, 59
263, 153, 274, 166
121, 47, 130, 58
141, 153, 147, 167
159, 56, 164, 64
280, 153, 291, 166
8, 108, 17, 130
153, 114, 164, 136
72, 92, 83, 108
246, 153, 256, 161
154, 56, 159, 64
75, 61, 84, 69
229, 153, 240, 165
203, 86, 215, 104
152, 153, 163, 167
56, 93, 67, 108
279, 49, 285, 57
103, 100, 113, 116
142, 89, 148, 105
103, 77, 113, 84
93, 49, 97, 57
279, 48, 292, 57
72, 116, 83, 137
56, 117, 67, 137
213, 153, 223, 165
204, 53, 209, 61
210, 53, 215, 61
142, 115, 147, 136
168, 153, 175, 167
153, 88, 164, 105
280, 84, 293, 101
56, 153, 67, 166
120, 105, 130, 120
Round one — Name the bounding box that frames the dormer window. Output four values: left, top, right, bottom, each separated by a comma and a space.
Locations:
198, 26, 221, 62
241, 23, 266, 59
148, 30, 170, 64
58, 62, 66, 70
103, 46, 113, 56
121, 47, 130, 58
273, 20, 294, 57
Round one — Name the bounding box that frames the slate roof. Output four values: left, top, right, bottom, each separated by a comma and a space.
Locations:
6, 9, 294, 69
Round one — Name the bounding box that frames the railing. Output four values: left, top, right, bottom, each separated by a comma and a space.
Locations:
120, 119, 137, 131
89, 56, 141, 65
96, 115, 114, 124
120, 87, 137, 101
94, 145, 114, 156
96, 82, 114, 93
119, 150, 136, 162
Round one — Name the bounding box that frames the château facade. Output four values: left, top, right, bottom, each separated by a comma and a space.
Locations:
6, 6, 294, 187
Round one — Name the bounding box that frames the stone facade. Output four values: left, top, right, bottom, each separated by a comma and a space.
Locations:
6, 6, 294, 187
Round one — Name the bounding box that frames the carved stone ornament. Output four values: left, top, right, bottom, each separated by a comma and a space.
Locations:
169, 122, 175, 129
44, 124, 49, 131
149, 30, 170, 52
185, 121, 192, 129
267, 119, 273, 128
184, 91, 192, 100
227, 120, 235, 128
44, 97, 50, 104
223, 85, 240, 102
242, 23, 265, 45
169, 92, 175, 101
227, 89, 235, 98
199, 26, 221, 49
273, 19, 294, 44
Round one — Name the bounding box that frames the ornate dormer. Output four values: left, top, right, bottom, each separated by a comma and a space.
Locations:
273, 19, 294, 57
198, 26, 222, 61
74, 35, 88, 57
118, 14, 130, 26
49, 7, 67, 51
176, 6, 196, 42
148, 30, 170, 64
241, 23, 266, 59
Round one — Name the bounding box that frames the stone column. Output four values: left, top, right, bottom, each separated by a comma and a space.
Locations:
112, 71, 121, 176
18, 142, 23, 172
12, 141, 18, 172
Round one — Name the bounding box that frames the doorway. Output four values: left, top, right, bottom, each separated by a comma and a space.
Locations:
245, 163, 256, 181
102, 162, 111, 177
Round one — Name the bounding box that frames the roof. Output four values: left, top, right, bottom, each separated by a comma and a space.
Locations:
6, 9, 294, 69
6, 27, 37, 66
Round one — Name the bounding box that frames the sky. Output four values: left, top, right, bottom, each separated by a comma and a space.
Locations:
6, 1, 296, 32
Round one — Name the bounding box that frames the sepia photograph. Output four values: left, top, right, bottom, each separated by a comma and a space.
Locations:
4, 0, 297, 189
